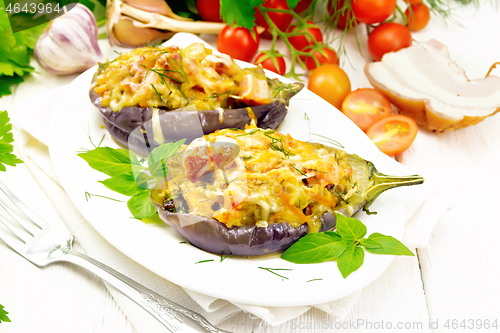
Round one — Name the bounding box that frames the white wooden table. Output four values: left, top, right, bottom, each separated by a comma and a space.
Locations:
1, 3, 499, 332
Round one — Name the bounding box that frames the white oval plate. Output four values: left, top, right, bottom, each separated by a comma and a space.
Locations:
49, 33, 413, 307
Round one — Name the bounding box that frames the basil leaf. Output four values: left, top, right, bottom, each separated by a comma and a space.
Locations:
335, 214, 367, 241
99, 173, 144, 196
78, 147, 142, 177
337, 244, 365, 278
220, 0, 263, 29
148, 140, 185, 179
324, 231, 342, 241
364, 233, 414, 256
359, 238, 382, 249
127, 190, 156, 219
281, 233, 347, 264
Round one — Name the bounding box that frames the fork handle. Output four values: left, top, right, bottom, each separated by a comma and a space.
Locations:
60, 250, 230, 333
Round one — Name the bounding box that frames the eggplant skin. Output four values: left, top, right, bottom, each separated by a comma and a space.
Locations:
152, 199, 309, 256
90, 88, 294, 155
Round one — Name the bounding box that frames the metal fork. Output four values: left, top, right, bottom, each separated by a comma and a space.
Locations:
0, 181, 230, 333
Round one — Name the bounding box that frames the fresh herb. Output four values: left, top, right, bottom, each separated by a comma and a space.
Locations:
179, 241, 187, 244
244, 165, 260, 173
151, 84, 164, 103
289, 163, 307, 177
206, 90, 231, 106
265, 133, 295, 158
0, 304, 10, 323
0, 111, 23, 171
78, 140, 185, 220
85, 191, 124, 203
306, 278, 323, 283
195, 259, 215, 264
223, 177, 239, 186
243, 156, 253, 161
220, 254, 232, 262
0, 5, 46, 97
281, 214, 414, 278
311, 133, 344, 149
235, 129, 260, 137
258, 267, 292, 280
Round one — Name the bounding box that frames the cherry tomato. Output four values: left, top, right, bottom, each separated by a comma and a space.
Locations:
367, 23, 412, 61
217, 26, 259, 63
405, 3, 430, 32
341, 88, 392, 132
196, 0, 222, 22
327, 0, 358, 30
305, 45, 339, 71
255, 0, 293, 39
351, 0, 397, 25
294, 0, 313, 13
287, 21, 323, 51
307, 64, 351, 110
254, 52, 286, 76
366, 114, 418, 156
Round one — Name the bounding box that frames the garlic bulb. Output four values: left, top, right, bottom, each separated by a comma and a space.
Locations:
34, 4, 105, 75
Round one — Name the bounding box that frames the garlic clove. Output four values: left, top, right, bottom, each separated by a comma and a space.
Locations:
111, 17, 174, 47
106, 0, 225, 48
123, 0, 190, 21
34, 4, 105, 75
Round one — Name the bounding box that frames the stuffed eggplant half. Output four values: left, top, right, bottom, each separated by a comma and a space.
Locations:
151, 128, 424, 256
89, 43, 303, 154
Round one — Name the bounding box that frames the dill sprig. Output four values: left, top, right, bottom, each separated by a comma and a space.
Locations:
258, 267, 292, 280
245, 165, 261, 173
311, 133, 344, 149
151, 84, 164, 103
289, 163, 307, 177
85, 192, 124, 202
265, 133, 295, 158
195, 259, 214, 264
206, 90, 232, 106
235, 129, 260, 137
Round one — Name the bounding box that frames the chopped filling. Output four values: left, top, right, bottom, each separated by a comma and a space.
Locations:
93, 43, 271, 112
159, 128, 373, 233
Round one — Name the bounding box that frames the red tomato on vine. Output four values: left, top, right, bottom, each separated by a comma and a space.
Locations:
255, 0, 293, 39
351, 0, 397, 25
196, 0, 222, 22
327, 0, 358, 30
367, 23, 412, 61
287, 21, 323, 51
294, 0, 313, 13
405, 3, 430, 32
254, 52, 286, 76
217, 26, 260, 63
305, 45, 339, 71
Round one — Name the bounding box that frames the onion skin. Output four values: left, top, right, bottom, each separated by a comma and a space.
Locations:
89, 83, 302, 155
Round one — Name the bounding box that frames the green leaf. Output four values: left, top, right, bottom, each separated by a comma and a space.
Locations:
78, 147, 143, 177
335, 214, 367, 242
0, 304, 11, 323
99, 173, 145, 196
337, 244, 364, 278
127, 190, 156, 219
148, 139, 185, 179
220, 0, 264, 29
364, 233, 415, 256
0, 110, 23, 171
324, 230, 342, 241
281, 233, 347, 264
287, 0, 301, 10
0, 75, 24, 97
359, 238, 382, 249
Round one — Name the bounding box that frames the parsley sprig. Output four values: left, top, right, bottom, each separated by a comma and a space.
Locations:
281, 214, 414, 278
0, 304, 10, 323
78, 140, 185, 219
0, 111, 23, 171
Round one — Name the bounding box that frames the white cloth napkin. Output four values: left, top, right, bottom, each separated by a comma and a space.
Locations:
7, 81, 449, 331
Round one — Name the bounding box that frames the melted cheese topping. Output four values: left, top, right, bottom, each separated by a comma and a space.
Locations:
93, 43, 271, 112
162, 129, 371, 233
